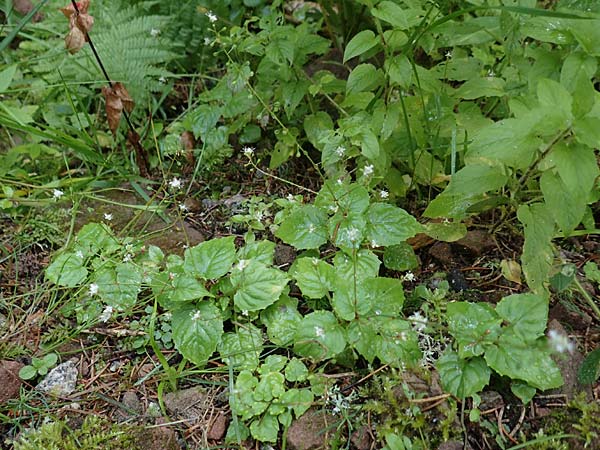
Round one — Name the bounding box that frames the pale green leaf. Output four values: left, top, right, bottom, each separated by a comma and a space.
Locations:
231, 261, 289, 311
437, 351, 491, 398
172, 302, 223, 367
293, 311, 346, 361
344, 30, 379, 63
454, 77, 506, 99
275, 205, 328, 250
495, 293, 548, 341
46, 252, 87, 287
371, 2, 422, 30
346, 63, 383, 94
333, 249, 381, 280
446, 302, 502, 358
261, 296, 302, 346
292, 257, 336, 299
183, 236, 236, 279
0, 65, 17, 94
219, 323, 263, 371
366, 203, 422, 246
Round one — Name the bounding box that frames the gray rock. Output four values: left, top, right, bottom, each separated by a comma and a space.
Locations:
36, 360, 78, 396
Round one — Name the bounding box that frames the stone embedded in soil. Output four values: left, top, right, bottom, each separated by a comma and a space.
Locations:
119, 390, 143, 418
0, 360, 24, 404
36, 360, 78, 397
455, 230, 495, 256
207, 411, 229, 441
286, 408, 337, 450
164, 386, 207, 422
350, 425, 372, 450
429, 242, 454, 265
133, 421, 180, 450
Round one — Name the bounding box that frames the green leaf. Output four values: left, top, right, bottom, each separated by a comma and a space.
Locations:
570, 19, 600, 56
329, 211, 366, 250
333, 249, 381, 280
292, 257, 336, 299
74, 223, 120, 256
46, 252, 87, 287
344, 30, 379, 63
578, 347, 600, 385
280, 388, 313, 418
423, 221, 467, 242
276, 205, 328, 250
346, 63, 383, 94
541, 170, 586, 234
170, 273, 212, 302
424, 164, 509, 219
446, 302, 502, 358
285, 358, 309, 382
485, 335, 563, 390
231, 261, 289, 312
261, 296, 302, 346
347, 320, 378, 363
94, 263, 142, 310
315, 181, 370, 215
560, 52, 597, 91
172, 302, 223, 367
375, 318, 420, 368
495, 293, 548, 341
537, 79, 573, 122
574, 116, 600, 148
437, 351, 491, 398
293, 311, 346, 361
19, 365, 37, 380
511, 381, 537, 404
237, 240, 275, 266
584, 261, 600, 284
0, 65, 17, 94
219, 324, 263, 371
366, 203, 422, 246
383, 243, 419, 271
517, 204, 555, 294
249, 413, 279, 443
454, 77, 506, 99
255, 371, 286, 402
183, 237, 236, 279
371, 2, 422, 30
332, 277, 405, 321
231, 371, 265, 420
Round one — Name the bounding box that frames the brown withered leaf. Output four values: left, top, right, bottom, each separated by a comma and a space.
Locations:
65, 26, 85, 54
60, 0, 90, 17
61, 0, 94, 54
101, 83, 134, 135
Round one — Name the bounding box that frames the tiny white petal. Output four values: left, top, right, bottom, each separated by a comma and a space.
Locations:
89, 283, 99, 296
103, 213, 113, 221
53, 189, 64, 199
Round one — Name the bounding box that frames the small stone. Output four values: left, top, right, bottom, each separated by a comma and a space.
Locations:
36, 360, 78, 396
121, 390, 143, 416
207, 412, 229, 441
286, 408, 336, 450
0, 360, 24, 404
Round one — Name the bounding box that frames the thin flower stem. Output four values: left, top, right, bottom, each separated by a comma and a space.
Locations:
573, 276, 600, 321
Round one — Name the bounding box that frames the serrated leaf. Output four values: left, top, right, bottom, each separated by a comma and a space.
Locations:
344, 30, 379, 63
454, 77, 506, 99
261, 296, 302, 346
517, 204, 555, 294
366, 203, 422, 246
183, 236, 236, 279
446, 302, 502, 358
170, 273, 212, 302
332, 277, 404, 321
329, 211, 366, 249
315, 181, 370, 215
485, 335, 563, 390
495, 293, 548, 341
437, 351, 491, 398
285, 359, 309, 382
275, 205, 328, 250
333, 249, 380, 280
94, 263, 141, 310
219, 323, 263, 371
231, 261, 289, 312
172, 302, 223, 367
541, 171, 585, 234
280, 388, 313, 418
249, 414, 279, 443
293, 311, 346, 361
292, 257, 335, 299
375, 318, 420, 368
383, 243, 419, 271
74, 222, 120, 256
46, 252, 88, 287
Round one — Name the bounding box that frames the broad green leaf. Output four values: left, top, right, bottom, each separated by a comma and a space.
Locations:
574, 116, 600, 148
74, 223, 120, 256
561, 52, 597, 91
424, 164, 508, 219
255, 371, 286, 402
183, 236, 236, 279
293, 311, 346, 361
237, 239, 275, 265
495, 293, 548, 341
315, 181, 370, 215
537, 78, 573, 123
285, 359, 309, 382
46, 252, 87, 287
485, 335, 563, 390
304, 112, 333, 150
424, 221, 467, 242
0, 65, 17, 93
578, 347, 600, 385
332, 277, 404, 321
359, 129, 380, 160
385, 54, 412, 88
540, 171, 586, 234
584, 261, 600, 284
511, 381, 537, 404
94, 263, 142, 310
172, 302, 223, 367
232, 260, 289, 311
279, 388, 313, 418
260, 355, 288, 375
231, 371, 265, 420
446, 302, 502, 358
551, 142, 599, 200
292, 257, 335, 299
333, 249, 381, 280
570, 19, 600, 56
437, 351, 491, 398
329, 211, 366, 249
250, 413, 279, 443
347, 320, 378, 363
170, 273, 212, 302
344, 30, 379, 63
375, 318, 420, 368
383, 243, 419, 271
371, 2, 422, 30
454, 77, 506, 99
517, 204, 555, 294
219, 324, 263, 371
261, 296, 302, 346
366, 203, 422, 246
346, 64, 383, 94
275, 205, 328, 250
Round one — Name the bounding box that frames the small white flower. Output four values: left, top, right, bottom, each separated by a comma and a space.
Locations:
53, 189, 64, 199
159, 76, 167, 84
168, 272, 176, 280
409, 311, 428, 332
308, 223, 316, 234
204, 37, 212, 45
191, 310, 202, 322
89, 283, 99, 296
286, 194, 295, 202
150, 28, 160, 37
548, 329, 575, 354
314, 326, 325, 338
487, 70, 495, 77
206, 11, 218, 23
379, 190, 389, 199
99, 305, 113, 323
347, 227, 360, 242
335, 146, 346, 157
403, 271, 416, 282
122, 253, 132, 263
336, 178, 344, 185
75, 250, 84, 259
169, 177, 182, 190
363, 164, 374, 177
179, 203, 188, 212
375, 310, 381, 316
370, 240, 378, 248
236, 259, 249, 271
445, 51, 452, 58
243, 146, 255, 157
103, 213, 113, 221
241, 310, 249, 317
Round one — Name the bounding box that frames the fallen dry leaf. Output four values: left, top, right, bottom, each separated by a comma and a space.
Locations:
61, 0, 94, 54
